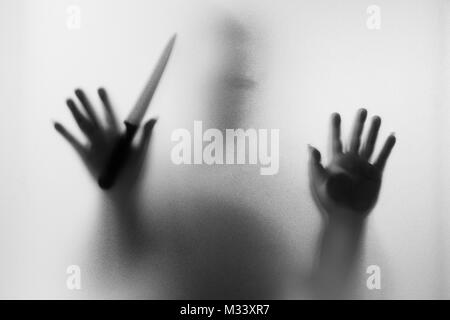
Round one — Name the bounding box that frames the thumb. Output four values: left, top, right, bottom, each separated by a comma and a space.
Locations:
308, 144, 326, 183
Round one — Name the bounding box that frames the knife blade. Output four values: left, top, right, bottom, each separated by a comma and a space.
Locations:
126, 33, 177, 126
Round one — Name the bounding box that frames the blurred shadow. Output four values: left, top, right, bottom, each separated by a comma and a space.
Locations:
154, 16, 283, 299
206, 16, 257, 129
165, 196, 282, 299
84, 14, 281, 299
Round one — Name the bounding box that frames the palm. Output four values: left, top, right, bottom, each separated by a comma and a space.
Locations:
309, 109, 396, 216
54, 88, 156, 192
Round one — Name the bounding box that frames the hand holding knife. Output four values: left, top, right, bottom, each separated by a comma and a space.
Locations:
97, 34, 176, 189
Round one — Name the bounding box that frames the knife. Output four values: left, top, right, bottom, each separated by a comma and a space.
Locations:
98, 34, 176, 189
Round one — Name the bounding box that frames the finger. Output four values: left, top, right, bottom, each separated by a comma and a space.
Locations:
66, 99, 95, 137
330, 113, 343, 156
75, 88, 101, 128
374, 134, 396, 171
308, 144, 327, 184
54, 121, 86, 157
349, 108, 367, 153
360, 116, 381, 159
98, 87, 119, 132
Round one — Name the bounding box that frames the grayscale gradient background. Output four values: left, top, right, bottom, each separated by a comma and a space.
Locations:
0, 0, 449, 299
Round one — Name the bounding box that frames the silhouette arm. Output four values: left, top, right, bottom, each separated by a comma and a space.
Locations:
308, 109, 395, 298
